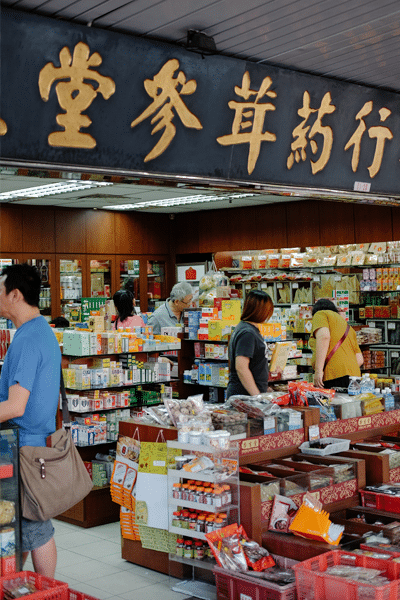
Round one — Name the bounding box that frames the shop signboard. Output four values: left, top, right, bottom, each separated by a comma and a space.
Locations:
1, 8, 400, 196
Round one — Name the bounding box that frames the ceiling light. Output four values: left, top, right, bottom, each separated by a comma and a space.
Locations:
103, 193, 257, 210
0, 180, 113, 201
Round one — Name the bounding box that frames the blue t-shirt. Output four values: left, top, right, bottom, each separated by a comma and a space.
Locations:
0, 316, 61, 447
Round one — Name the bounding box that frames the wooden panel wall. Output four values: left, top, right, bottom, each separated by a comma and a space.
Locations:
174, 200, 400, 254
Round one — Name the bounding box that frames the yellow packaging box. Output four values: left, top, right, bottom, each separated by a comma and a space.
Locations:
221, 299, 241, 324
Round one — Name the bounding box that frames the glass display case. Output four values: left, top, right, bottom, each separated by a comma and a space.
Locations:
119, 259, 140, 298
0, 425, 22, 573
90, 259, 111, 298
60, 259, 82, 320
147, 260, 166, 312
27, 258, 51, 317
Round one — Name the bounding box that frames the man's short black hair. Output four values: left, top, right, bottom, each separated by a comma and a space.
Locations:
1, 263, 41, 307
312, 298, 339, 316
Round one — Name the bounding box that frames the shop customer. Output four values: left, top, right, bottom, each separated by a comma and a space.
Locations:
0, 264, 61, 577
311, 298, 363, 388
147, 282, 193, 334
113, 289, 145, 329
226, 290, 274, 398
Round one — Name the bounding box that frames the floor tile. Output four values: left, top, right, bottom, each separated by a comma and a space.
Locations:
56, 558, 123, 582
82, 570, 158, 595
71, 539, 121, 560
118, 581, 193, 600
56, 548, 93, 568
55, 530, 102, 550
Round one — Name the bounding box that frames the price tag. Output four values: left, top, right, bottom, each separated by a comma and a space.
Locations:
277, 283, 283, 288
261, 283, 268, 289
388, 322, 396, 330
368, 322, 375, 328
335, 275, 341, 281
313, 276, 321, 282
292, 283, 299, 288
392, 352, 399, 358
245, 284, 252, 289
308, 425, 320, 443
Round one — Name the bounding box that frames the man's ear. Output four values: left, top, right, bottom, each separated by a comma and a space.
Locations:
10, 288, 22, 303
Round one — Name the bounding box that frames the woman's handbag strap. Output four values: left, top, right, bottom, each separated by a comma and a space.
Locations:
324, 323, 350, 370
60, 370, 71, 428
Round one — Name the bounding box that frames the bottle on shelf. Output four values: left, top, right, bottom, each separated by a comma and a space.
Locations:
348, 376, 361, 396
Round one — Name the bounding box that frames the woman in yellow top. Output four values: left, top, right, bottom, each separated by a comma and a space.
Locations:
311, 299, 363, 388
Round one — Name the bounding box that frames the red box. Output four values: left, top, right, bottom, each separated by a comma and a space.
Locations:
83, 461, 93, 479
294, 550, 400, 600
0, 463, 13, 479
214, 566, 296, 600
360, 489, 400, 512
0, 571, 68, 600
1, 555, 16, 575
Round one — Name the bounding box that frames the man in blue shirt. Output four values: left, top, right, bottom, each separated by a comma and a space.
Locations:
0, 264, 61, 577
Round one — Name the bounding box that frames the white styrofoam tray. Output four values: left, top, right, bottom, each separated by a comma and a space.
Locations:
299, 437, 350, 456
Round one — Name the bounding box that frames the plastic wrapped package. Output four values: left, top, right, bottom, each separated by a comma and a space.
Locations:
164, 395, 204, 426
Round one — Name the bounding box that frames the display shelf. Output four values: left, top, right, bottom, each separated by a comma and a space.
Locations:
65, 380, 175, 391
169, 526, 207, 540
169, 498, 238, 512
0, 426, 22, 572
184, 338, 229, 344
183, 381, 227, 389
169, 553, 216, 571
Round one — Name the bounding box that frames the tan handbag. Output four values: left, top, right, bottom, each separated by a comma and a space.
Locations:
19, 372, 93, 521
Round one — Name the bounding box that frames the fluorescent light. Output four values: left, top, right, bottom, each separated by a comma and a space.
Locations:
0, 180, 113, 201
103, 193, 257, 210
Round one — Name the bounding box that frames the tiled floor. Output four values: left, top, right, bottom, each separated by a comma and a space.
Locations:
23, 520, 197, 600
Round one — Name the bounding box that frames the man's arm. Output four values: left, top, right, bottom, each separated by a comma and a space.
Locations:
0, 384, 30, 422
235, 356, 260, 396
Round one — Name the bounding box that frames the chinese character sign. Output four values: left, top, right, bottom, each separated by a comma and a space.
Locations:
131, 58, 202, 162
344, 101, 393, 178
38, 42, 116, 149
287, 91, 336, 174
0, 119, 7, 136
216, 71, 277, 174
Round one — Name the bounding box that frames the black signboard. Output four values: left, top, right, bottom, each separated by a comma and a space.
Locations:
1, 7, 400, 196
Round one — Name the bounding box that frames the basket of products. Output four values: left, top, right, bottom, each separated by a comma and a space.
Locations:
293, 550, 400, 600
1, 571, 68, 600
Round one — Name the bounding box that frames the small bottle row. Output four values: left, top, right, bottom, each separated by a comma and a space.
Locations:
172, 509, 228, 533
172, 480, 232, 507
175, 538, 212, 561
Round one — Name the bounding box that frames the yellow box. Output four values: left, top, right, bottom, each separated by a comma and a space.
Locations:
208, 320, 222, 341
221, 299, 241, 324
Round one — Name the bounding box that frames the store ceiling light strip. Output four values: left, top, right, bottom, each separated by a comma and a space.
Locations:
0, 180, 113, 200
103, 192, 257, 210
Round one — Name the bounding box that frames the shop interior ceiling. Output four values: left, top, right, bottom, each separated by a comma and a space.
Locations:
1, 0, 400, 214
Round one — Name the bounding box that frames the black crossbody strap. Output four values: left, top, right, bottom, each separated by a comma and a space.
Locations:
60, 369, 71, 428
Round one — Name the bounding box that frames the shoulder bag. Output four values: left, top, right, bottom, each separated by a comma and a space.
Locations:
324, 323, 350, 370
19, 371, 93, 521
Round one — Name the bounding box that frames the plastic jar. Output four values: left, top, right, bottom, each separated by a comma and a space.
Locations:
214, 518, 224, 529
223, 485, 232, 505
178, 428, 189, 443
217, 430, 231, 449
172, 483, 181, 499
176, 538, 185, 557
189, 431, 203, 445
175, 456, 187, 470
217, 513, 228, 527
184, 540, 193, 559
214, 489, 223, 509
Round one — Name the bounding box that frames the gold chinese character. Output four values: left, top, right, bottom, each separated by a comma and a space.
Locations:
345, 101, 393, 178
38, 42, 115, 149
287, 91, 335, 174
216, 71, 277, 174
131, 59, 202, 162
0, 118, 7, 136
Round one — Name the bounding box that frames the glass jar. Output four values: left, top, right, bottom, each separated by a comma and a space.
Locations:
172, 483, 181, 500
223, 485, 232, 505
196, 515, 206, 532
176, 538, 185, 557
172, 511, 181, 528
196, 486, 205, 504
204, 487, 214, 506
217, 513, 228, 527
189, 513, 198, 530
184, 540, 193, 559
194, 541, 205, 560
188, 485, 197, 503
181, 511, 190, 529
181, 484, 189, 501
214, 518, 224, 529
205, 516, 215, 533
214, 490, 223, 509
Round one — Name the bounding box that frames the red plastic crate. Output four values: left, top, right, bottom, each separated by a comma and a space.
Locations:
294, 550, 400, 600
0, 571, 68, 600
214, 566, 296, 600
68, 590, 101, 600
360, 489, 400, 512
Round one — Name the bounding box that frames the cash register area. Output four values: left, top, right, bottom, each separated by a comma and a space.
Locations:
24, 519, 194, 600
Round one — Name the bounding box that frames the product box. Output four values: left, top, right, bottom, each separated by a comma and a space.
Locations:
63, 330, 90, 356
208, 320, 222, 340
221, 299, 241, 324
